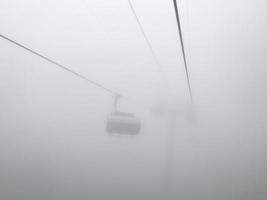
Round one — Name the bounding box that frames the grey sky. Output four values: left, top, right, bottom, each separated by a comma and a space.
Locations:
0, 0, 267, 200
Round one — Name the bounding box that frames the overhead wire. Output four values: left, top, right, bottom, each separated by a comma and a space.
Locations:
127, 0, 176, 97
0, 33, 120, 97
0, 3, 195, 114
172, 0, 193, 103
0, 33, 153, 111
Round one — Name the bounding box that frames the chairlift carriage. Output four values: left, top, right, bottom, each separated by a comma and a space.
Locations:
106, 112, 141, 134
106, 95, 141, 134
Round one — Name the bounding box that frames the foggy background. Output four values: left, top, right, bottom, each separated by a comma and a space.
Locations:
0, 0, 267, 199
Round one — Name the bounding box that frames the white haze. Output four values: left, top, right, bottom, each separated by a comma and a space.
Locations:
0, 0, 267, 199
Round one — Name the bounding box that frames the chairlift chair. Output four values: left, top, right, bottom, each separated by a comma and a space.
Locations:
106, 112, 141, 134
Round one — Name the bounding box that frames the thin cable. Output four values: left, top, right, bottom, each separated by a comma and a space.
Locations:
0, 33, 120, 96
127, 0, 175, 96
0, 33, 154, 112
172, 0, 193, 103
127, 0, 160, 65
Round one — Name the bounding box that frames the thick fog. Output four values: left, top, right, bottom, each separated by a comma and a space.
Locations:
0, 0, 267, 199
